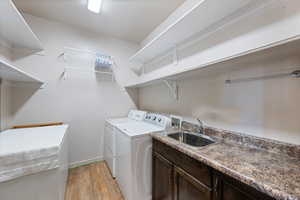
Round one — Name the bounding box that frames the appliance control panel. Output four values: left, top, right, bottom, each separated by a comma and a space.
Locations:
144, 113, 171, 128
128, 110, 147, 121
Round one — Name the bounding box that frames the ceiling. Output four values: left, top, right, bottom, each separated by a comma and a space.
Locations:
13, 0, 185, 43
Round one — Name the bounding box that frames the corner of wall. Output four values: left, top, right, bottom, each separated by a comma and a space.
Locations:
0, 81, 13, 131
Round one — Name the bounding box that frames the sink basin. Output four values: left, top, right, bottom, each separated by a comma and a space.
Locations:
168, 132, 215, 147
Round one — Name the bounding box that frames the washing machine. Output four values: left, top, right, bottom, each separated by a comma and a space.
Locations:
104, 110, 146, 178
115, 113, 171, 200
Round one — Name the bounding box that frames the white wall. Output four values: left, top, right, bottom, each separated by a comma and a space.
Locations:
0, 82, 13, 131
141, 0, 200, 46
0, 38, 13, 131
9, 14, 140, 166
0, 39, 12, 62
139, 43, 300, 145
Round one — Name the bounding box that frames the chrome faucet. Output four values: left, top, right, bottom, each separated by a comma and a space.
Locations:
197, 118, 204, 134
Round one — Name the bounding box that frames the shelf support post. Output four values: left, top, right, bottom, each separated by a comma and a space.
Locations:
163, 80, 178, 100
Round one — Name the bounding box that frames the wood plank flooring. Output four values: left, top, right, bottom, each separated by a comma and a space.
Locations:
65, 161, 124, 200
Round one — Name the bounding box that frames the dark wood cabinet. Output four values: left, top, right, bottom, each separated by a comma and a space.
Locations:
220, 181, 253, 200
152, 153, 174, 200
153, 139, 213, 200
152, 139, 275, 200
214, 172, 274, 200
174, 167, 212, 200
153, 138, 212, 187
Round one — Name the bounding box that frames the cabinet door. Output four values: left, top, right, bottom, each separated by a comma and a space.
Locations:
220, 181, 253, 200
174, 167, 212, 200
152, 153, 174, 200
215, 174, 275, 200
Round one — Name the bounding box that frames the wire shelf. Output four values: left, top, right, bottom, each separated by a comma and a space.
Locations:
60, 47, 115, 81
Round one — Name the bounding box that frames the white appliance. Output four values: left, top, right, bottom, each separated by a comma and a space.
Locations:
0, 125, 69, 200
115, 113, 171, 200
104, 110, 147, 178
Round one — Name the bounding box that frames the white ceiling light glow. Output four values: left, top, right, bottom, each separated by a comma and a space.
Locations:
88, 0, 102, 13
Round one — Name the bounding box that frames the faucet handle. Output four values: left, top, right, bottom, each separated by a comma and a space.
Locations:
196, 118, 205, 134
196, 118, 203, 126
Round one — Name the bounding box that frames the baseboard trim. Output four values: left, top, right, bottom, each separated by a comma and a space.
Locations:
69, 156, 103, 169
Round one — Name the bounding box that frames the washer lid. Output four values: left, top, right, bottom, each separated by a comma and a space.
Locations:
117, 122, 164, 137
106, 118, 136, 126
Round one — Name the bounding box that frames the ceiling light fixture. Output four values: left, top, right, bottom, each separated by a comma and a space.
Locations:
88, 0, 102, 13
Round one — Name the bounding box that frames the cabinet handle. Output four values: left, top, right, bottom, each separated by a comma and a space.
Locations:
214, 177, 219, 200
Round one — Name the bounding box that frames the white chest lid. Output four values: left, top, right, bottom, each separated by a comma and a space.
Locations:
0, 125, 68, 156
0, 125, 69, 183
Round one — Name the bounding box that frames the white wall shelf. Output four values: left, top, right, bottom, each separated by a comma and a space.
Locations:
126, 0, 300, 88
0, 59, 44, 85
0, 0, 43, 51
126, 36, 300, 88
130, 0, 270, 64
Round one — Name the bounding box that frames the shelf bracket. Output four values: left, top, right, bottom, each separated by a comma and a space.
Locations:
173, 45, 178, 65
61, 69, 67, 80
39, 83, 46, 89
163, 80, 178, 100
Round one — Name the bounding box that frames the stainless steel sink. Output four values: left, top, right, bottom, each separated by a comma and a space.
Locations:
168, 132, 215, 147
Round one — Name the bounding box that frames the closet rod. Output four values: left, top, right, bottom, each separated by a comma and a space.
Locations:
225, 70, 300, 84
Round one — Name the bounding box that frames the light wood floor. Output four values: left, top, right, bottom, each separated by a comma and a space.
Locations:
65, 161, 124, 200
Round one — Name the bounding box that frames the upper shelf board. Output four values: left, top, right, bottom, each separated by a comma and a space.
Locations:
130, 0, 270, 63
0, 0, 43, 51
125, 34, 300, 88
0, 59, 44, 84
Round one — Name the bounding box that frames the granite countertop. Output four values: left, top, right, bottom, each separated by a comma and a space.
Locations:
152, 127, 300, 200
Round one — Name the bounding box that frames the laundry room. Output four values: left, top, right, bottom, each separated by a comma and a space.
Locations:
0, 0, 300, 200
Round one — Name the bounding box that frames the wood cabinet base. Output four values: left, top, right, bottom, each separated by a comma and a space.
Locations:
152, 139, 275, 200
